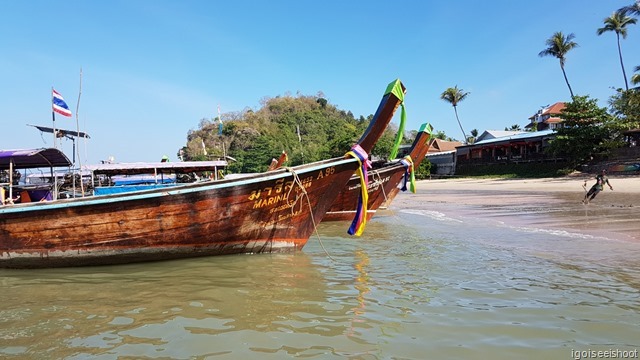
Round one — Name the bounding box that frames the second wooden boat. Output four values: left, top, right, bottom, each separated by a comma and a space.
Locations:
324, 123, 433, 225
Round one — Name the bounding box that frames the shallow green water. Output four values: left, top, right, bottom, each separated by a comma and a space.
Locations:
1, 204, 639, 359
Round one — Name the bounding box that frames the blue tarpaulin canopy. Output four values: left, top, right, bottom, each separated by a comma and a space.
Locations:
86, 161, 227, 176
0, 148, 72, 170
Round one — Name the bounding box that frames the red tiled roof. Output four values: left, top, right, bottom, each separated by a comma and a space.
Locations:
545, 102, 566, 115
428, 138, 462, 152
528, 102, 566, 119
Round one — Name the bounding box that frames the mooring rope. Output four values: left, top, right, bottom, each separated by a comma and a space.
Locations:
285, 167, 335, 261
370, 169, 388, 205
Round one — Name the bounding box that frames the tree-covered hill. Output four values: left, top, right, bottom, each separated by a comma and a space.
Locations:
180, 93, 407, 173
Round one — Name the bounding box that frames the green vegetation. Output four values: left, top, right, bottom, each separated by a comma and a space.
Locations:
440, 86, 470, 144
456, 163, 573, 178
546, 95, 621, 166
538, 31, 579, 98
178, 2, 639, 178
597, 10, 637, 91
415, 160, 432, 180
633, 65, 640, 85
180, 94, 405, 173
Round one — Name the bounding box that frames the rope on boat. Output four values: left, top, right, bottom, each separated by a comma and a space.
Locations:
370, 169, 388, 204
285, 167, 334, 261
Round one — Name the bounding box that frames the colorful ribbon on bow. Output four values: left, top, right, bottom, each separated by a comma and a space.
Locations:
387, 80, 407, 160
400, 155, 416, 193
346, 144, 371, 236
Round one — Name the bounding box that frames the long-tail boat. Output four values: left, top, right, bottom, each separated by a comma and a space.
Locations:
0, 148, 73, 204
323, 123, 433, 228
0, 79, 405, 268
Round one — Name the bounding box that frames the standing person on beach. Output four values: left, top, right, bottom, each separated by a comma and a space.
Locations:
583, 169, 613, 204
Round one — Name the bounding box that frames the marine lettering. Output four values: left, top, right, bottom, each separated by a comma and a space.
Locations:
347, 175, 390, 192
278, 208, 303, 221
284, 180, 293, 192
248, 190, 261, 201
302, 176, 313, 188
274, 178, 284, 193
248, 176, 315, 203
270, 202, 293, 214
253, 194, 288, 209
317, 167, 335, 180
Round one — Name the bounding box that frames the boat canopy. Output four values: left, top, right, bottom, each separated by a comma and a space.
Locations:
28, 124, 91, 139
0, 148, 72, 170
85, 161, 228, 176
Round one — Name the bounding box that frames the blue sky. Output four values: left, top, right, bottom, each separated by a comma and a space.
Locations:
1, 0, 638, 164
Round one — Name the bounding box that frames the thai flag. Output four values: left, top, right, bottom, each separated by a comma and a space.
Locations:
52, 89, 72, 117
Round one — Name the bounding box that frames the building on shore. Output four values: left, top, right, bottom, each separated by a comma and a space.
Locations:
425, 138, 462, 176
455, 129, 559, 166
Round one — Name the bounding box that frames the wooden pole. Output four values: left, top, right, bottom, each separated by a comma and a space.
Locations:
76, 68, 85, 197
51, 87, 56, 149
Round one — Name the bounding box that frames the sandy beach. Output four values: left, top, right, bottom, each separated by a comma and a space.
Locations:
389, 174, 640, 242
415, 175, 640, 193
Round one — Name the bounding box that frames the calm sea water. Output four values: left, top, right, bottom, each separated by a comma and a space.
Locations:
1, 196, 640, 359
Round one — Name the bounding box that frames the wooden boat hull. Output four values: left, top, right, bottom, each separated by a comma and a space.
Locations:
0, 159, 356, 267
323, 162, 407, 222
0, 79, 406, 268
324, 124, 432, 222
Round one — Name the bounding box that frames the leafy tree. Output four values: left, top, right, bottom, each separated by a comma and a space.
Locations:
467, 128, 478, 144
372, 126, 400, 160
180, 91, 407, 172
632, 65, 640, 85
609, 88, 640, 131
415, 159, 432, 179
316, 98, 327, 108
538, 32, 579, 98
597, 11, 637, 90
440, 86, 470, 144
546, 95, 618, 166
504, 124, 522, 131
433, 131, 448, 140
238, 135, 278, 173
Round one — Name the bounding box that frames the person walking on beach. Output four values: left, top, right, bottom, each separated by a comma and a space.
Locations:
583, 169, 613, 204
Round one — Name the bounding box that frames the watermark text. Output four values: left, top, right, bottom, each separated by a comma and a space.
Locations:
571, 349, 638, 360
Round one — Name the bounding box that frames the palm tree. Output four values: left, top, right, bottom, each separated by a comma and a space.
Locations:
538, 32, 579, 98
597, 11, 637, 90
632, 65, 640, 86
504, 124, 522, 131
440, 86, 470, 144
619, 2, 640, 16
468, 128, 478, 144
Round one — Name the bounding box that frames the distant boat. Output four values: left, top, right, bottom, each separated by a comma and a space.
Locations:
85, 160, 228, 196
0, 79, 406, 268
324, 123, 432, 223
0, 148, 72, 204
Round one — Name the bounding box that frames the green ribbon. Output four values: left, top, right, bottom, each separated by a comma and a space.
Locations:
385, 79, 406, 160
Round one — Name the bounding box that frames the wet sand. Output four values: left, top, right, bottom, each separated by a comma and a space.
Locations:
389, 175, 640, 242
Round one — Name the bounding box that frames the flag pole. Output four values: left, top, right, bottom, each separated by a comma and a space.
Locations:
51, 86, 59, 201
51, 87, 59, 200
218, 104, 226, 160
217, 104, 222, 136
51, 86, 57, 149
75, 68, 85, 197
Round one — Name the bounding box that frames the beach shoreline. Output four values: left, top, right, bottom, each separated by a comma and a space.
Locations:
413, 174, 640, 193
388, 175, 640, 242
